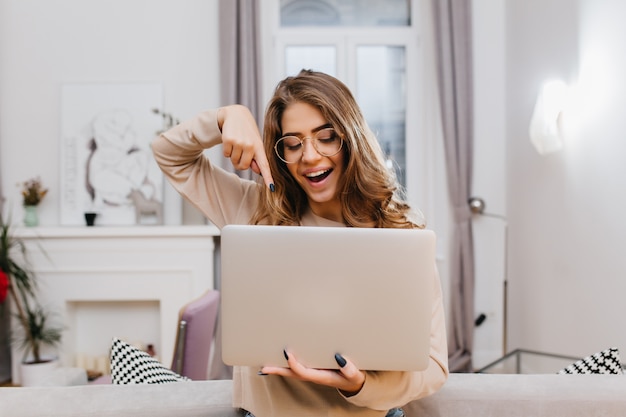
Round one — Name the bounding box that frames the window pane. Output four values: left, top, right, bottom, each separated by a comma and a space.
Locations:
280, 0, 410, 27
356, 45, 406, 186
284, 45, 337, 77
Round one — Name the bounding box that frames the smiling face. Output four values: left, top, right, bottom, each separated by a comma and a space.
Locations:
280, 102, 345, 222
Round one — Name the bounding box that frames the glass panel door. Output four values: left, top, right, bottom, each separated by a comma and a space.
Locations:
275, 0, 417, 189
284, 45, 337, 77
356, 45, 407, 186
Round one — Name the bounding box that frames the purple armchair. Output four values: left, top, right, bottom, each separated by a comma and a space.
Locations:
171, 289, 221, 380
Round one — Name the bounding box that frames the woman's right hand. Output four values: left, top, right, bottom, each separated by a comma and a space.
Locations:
217, 105, 275, 190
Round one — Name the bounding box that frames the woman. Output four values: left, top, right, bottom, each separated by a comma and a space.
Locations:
152, 70, 448, 417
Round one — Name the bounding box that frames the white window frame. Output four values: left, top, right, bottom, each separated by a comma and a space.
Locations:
260, 0, 436, 224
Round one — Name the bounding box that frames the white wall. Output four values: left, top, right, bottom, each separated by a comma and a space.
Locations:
4, 0, 625, 367
507, 0, 626, 358
0, 0, 220, 225
471, 0, 508, 367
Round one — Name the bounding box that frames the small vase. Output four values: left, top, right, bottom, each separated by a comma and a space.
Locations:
23, 205, 39, 227
84, 212, 97, 226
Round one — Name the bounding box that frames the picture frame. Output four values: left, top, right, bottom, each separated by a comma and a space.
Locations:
60, 83, 164, 226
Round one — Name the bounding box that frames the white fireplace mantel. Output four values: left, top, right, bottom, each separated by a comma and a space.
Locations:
11, 225, 220, 384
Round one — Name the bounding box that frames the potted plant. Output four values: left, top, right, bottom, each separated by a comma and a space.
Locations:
19, 177, 48, 227
0, 214, 62, 385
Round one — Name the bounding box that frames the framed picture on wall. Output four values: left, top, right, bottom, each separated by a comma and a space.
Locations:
60, 83, 164, 226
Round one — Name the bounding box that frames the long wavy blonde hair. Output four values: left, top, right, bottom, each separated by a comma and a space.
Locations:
251, 70, 423, 229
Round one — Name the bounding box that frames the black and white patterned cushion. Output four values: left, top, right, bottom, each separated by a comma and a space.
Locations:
557, 347, 623, 375
110, 337, 190, 384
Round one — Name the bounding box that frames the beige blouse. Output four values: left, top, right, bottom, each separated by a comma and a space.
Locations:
152, 109, 449, 417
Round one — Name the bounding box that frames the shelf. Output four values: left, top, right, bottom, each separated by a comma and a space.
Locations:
13, 224, 220, 239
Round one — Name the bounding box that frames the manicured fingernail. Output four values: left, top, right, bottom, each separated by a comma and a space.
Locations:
283, 349, 289, 360
335, 353, 347, 368
269, 183, 275, 192
257, 370, 268, 376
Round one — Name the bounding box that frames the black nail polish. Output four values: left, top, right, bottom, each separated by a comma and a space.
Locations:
335, 353, 347, 368
283, 349, 289, 360
269, 183, 275, 192
257, 370, 268, 376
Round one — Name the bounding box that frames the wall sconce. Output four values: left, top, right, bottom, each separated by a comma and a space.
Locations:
529, 80, 569, 155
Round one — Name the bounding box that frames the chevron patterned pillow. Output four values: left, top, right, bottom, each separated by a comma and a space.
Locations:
557, 347, 623, 375
110, 338, 190, 384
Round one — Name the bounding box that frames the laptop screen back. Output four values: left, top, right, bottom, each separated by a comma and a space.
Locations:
220, 225, 435, 371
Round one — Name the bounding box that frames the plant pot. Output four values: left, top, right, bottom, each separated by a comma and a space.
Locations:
84, 212, 98, 226
23, 205, 39, 227
19, 358, 59, 387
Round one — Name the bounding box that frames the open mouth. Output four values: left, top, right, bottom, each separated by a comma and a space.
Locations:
305, 168, 332, 183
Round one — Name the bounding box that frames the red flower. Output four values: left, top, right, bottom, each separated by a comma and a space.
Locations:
0, 269, 8, 303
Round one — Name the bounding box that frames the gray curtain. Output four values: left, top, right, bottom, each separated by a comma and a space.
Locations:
431, 0, 475, 373
218, 0, 264, 180
210, 0, 263, 380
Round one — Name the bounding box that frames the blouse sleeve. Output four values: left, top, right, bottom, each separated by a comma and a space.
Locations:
151, 109, 260, 228
342, 265, 449, 411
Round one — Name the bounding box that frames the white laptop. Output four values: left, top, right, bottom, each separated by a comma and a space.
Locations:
220, 224, 436, 371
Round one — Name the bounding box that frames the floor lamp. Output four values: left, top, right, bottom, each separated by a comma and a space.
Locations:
469, 196, 509, 355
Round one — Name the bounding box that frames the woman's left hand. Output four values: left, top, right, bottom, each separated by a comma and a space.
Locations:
260, 350, 366, 396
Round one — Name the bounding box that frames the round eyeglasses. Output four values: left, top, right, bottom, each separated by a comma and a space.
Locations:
274, 128, 343, 164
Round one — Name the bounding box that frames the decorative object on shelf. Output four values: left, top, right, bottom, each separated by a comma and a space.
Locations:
0, 214, 63, 386
129, 190, 163, 225
21, 177, 48, 206
19, 177, 48, 227
84, 212, 97, 226
23, 206, 39, 228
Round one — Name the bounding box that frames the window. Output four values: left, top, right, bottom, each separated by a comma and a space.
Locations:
263, 0, 424, 203
261, 0, 447, 285
280, 0, 410, 27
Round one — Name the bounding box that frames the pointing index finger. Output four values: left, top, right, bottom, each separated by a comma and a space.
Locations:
253, 147, 275, 192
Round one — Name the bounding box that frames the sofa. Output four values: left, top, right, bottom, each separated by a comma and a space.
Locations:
3, 373, 626, 417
